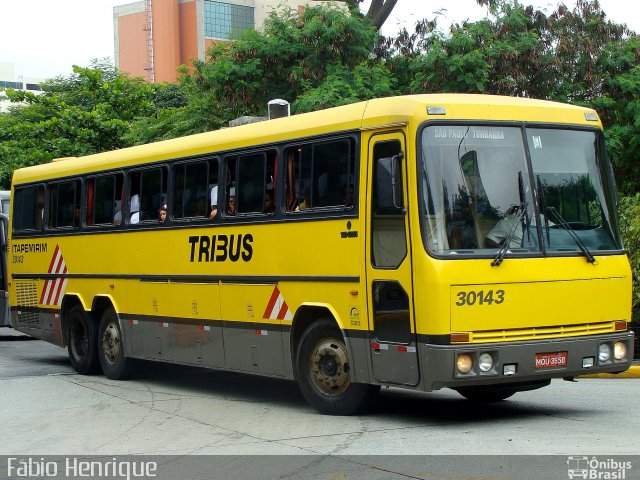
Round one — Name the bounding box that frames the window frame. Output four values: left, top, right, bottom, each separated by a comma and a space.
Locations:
47, 178, 82, 230
85, 172, 125, 228
125, 165, 168, 225
12, 184, 46, 234
171, 157, 219, 223
283, 135, 357, 215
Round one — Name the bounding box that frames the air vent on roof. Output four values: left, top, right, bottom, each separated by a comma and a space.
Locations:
268, 99, 290, 119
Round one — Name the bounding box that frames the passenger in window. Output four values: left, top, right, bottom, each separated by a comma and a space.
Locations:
209, 185, 219, 219
158, 204, 167, 222
295, 187, 310, 211
130, 194, 140, 224
264, 189, 275, 214
485, 207, 547, 248
227, 188, 236, 216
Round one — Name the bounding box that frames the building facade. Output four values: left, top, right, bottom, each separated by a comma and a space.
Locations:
114, 0, 314, 83
0, 62, 44, 113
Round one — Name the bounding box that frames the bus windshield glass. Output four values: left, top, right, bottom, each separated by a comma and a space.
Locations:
420, 125, 621, 256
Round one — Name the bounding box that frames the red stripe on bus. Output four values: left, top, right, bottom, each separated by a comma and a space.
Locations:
39, 280, 50, 304
40, 246, 61, 304
277, 301, 289, 320
52, 266, 68, 306
264, 287, 280, 318
47, 245, 60, 274
45, 253, 65, 305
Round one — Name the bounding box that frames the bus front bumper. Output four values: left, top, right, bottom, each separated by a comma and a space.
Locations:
420, 331, 634, 392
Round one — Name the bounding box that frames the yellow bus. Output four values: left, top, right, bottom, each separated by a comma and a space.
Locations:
8, 94, 634, 414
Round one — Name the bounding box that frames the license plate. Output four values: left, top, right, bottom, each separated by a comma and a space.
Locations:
535, 351, 568, 369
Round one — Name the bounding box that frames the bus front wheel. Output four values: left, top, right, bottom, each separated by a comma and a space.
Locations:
98, 309, 135, 380
67, 304, 100, 374
295, 318, 379, 415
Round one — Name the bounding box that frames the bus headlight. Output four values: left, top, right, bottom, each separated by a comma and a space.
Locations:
478, 353, 493, 372
614, 342, 627, 361
598, 343, 611, 362
457, 354, 473, 374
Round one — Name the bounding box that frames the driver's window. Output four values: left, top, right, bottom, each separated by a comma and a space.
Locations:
371, 139, 406, 268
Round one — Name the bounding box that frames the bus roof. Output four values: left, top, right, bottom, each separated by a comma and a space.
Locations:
12, 94, 601, 185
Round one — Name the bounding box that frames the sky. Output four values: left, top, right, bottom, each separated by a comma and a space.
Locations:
0, 0, 637, 80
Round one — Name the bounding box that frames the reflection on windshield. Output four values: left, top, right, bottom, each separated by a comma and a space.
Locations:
528, 128, 620, 253
420, 125, 621, 257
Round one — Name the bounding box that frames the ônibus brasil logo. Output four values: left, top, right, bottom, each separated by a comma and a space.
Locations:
567, 456, 632, 479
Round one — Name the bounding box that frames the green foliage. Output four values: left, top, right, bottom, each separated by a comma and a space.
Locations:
129, 4, 386, 143
0, 61, 154, 188
294, 61, 397, 113
381, 0, 640, 195
618, 195, 640, 319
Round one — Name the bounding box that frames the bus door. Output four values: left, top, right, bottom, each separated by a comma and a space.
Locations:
366, 133, 419, 386
0, 214, 9, 327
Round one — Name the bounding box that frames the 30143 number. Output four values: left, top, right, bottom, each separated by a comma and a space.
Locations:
455, 289, 505, 306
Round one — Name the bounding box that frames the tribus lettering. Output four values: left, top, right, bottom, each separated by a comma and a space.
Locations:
188, 234, 253, 263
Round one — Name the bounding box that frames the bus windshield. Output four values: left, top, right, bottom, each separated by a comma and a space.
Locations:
420, 125, 621, 256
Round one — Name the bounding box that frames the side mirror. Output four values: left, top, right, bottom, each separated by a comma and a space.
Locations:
376, 153, 404, 211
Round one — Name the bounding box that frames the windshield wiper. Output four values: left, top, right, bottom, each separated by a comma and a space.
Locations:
546, 207, 597, 264
491, 202, 527, 267
492, 171, 529, 267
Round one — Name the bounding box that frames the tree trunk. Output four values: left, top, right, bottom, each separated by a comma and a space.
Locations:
312, 0, 399, 30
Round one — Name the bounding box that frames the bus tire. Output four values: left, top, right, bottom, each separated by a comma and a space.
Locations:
98, 309, 134, 380
295, 318, 379, 415
454, 386, 516, 402
67, 304, 100, 374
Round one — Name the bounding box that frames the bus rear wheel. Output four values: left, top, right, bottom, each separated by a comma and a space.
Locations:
295, 318, 379, 415
67, 304, 100, 374
98, 309, 134, 380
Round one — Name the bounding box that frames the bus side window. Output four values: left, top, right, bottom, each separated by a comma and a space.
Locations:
226, 150, 277, 216
173, 159, 216, 220
128, 167, 167, 223
285, 138, 355, 212
88, 174, 123, 226
48, 180, 81, 229
237, 153, 264, 214
13, 185, 45, 232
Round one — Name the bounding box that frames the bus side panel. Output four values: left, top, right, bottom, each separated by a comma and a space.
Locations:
221, 283, 285, 376
170, 281, 225, 368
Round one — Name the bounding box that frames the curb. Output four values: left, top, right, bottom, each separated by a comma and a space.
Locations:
578, 363, 640, 379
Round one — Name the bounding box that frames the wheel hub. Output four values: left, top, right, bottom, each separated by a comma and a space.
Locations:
309, 338, 351, 397
101, 323, 120, 365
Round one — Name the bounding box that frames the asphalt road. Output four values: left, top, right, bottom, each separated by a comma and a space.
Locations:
1, 328, 639, 479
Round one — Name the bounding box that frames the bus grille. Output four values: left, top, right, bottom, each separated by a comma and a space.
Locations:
14, 281, 39, 327
466, 321, 619, 343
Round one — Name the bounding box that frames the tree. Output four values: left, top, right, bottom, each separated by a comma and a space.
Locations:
313, 0, 399, 30
0, 61, 154, 188
380, 0, 639, 193
129, 4, 394, 143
